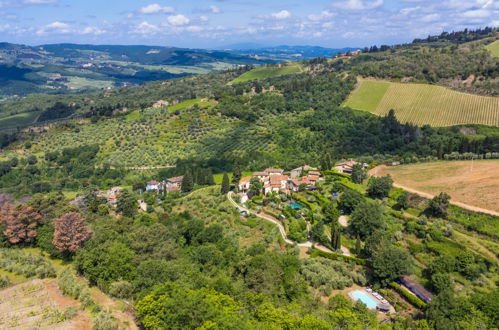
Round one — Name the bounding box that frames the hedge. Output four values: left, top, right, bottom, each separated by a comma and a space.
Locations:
323, 170, 350, 179
390, 282, 426, 309
310, 249, 370, 266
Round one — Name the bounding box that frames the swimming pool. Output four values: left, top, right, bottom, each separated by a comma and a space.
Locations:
351, 290, 379, 309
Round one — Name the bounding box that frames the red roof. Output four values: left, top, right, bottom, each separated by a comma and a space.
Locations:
148, 180, 159, 185
269, 174, 288, 185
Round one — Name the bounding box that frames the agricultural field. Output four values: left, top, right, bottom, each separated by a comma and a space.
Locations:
230, 63, 302, 84
0, 279, 92, 329
373, 160, 499, 214
344, 80, 499, 127
485, 40, 499, 57
0, 111, 40, 133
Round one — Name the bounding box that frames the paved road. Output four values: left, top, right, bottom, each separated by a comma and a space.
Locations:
227, 192, 333, 253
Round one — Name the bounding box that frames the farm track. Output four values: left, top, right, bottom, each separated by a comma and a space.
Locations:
227, 191, 350, 254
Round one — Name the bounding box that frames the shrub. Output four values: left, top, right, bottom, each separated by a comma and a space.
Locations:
310, 249, 369, 266
57, 268, 95, 307
0, 274, 11, 288
93, 310, 119, 330
390, 282, 426, 309
109, 280, 133, 299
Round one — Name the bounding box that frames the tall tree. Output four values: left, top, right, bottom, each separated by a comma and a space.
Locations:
331, 222, 341, 250
372, 246, 412, 285
349, 200, 386, 239
52, 212, 92, 253
0, 203, 42, 244
248, 177, 263, 197
366, 175, 393, 199
350, 164, 366, 184
355, 235, 361, 255
232, 163, 242, 188
181, 171, 194, 192
117, 190, 138, 218
220, 173, 230, 194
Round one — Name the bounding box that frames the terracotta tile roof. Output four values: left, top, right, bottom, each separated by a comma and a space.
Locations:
254, 171, 268, 176
308, 175, 319, 181
148, 180, 159, 185
167, 176, 184, 183
265, 168, 284, 174
269, 174, 288, 185
239, 176, 252, 183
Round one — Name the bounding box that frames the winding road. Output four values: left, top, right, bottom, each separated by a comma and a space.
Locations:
227, 192, 346, 254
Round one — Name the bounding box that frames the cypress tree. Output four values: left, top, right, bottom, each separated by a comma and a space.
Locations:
355, 235, 361, 255
232, 163, 242, 188
181, 171, 194, 192
221, 173, 230, 194
206, 169, 215, 186
331, 223, 341, 250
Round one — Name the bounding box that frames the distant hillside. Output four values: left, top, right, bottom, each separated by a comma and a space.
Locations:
225, 45, 361, 61
0, 43, 268, 98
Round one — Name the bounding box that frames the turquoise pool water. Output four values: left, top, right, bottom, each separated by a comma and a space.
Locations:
289, 203, 303, 209
351, 290, 378, 309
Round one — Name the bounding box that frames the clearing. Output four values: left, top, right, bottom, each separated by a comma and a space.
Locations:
0, 279, 92, 329
485, 40, 499, 57
343, 80, 499, 127
371, 160, 499, 215
230, 63, 302, 84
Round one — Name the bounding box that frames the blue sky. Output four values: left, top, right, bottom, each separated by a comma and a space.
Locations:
0, 0, 497, 48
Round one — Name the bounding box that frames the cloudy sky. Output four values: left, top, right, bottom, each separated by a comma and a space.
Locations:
0, 0, 497, 48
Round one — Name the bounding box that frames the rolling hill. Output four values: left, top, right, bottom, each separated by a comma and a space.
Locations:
0, 43, 268, 98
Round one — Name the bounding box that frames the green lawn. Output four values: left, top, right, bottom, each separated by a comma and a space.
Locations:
213, 172, 253, 184
485, 40, 499, 57
230, 63, 302, 84
343, 80, 390, 110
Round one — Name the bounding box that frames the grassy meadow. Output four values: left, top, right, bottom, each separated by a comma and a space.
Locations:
344, 80, 499, 127
230, 63, 302, 84
485, 40, 499, 57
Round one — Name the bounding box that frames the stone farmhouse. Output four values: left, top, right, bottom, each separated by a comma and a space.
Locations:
145, 176, 184, 193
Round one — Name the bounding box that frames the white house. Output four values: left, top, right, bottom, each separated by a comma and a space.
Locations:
146, 180, 160, 192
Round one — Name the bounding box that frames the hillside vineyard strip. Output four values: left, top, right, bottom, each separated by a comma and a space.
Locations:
345, 80, 499, 127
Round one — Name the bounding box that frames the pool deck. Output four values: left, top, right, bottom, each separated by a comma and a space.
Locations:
348, 288, 395, 313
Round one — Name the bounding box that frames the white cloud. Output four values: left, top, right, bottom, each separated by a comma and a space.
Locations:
308, 10, 334, 22
271, 10, 291, 20
139, 3, 175, 15
80, 26, 105, 35
461, 9, 491, 18
332, 0, 384, 10
186, 25, 203, 32
132, 21, 160, 34
167, 14, 190, 26
36, 21, 71, 35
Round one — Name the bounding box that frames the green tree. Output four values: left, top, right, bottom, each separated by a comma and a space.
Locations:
220, 173, 230, 194
372, 246, 412, 285
322, 203, 339, 224
310, 221, 324, 243
397, 191, 410, 209
354, 235, 361, 255
426, 192, 451, 218
350, 164, 366, 184
181, 171, 194, 192
431, 273, 453, 293
116, 190, 137, 217
248, 177, 262, 197
338, 190, 363, 214
331, 222, 341, 250
136, 282, 249, 329
366, 175, 393, 199
231, 163, 242, 188
349, 200, 385, 239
